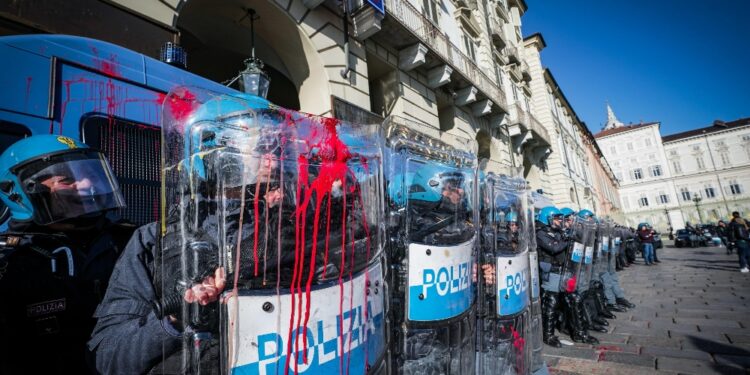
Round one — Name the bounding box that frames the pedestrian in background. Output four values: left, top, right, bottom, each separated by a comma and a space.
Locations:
717, 220, 731, 254
728, 211, 750, 273
651, 225, 661, 263
638, 224, 655, 265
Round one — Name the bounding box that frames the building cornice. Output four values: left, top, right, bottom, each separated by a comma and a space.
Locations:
663, 124, 750, 145
523, 33, 546, 51
669, 165, 750, 182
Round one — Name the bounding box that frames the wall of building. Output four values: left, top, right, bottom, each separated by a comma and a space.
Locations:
664, 125, 750, 223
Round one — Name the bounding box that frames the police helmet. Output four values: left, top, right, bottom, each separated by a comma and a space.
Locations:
388, 163, 465, 206
180, 91, 271, 183
577, 209, 595, 220
559, 207, 576, 217
536, 206, 563, 226
505, 211, 518, 223
0, 135, 125, 225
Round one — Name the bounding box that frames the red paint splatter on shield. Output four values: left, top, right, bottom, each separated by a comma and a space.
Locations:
510, 326, 526, 374
566, 276, 577, 293
280, 113, 372, 375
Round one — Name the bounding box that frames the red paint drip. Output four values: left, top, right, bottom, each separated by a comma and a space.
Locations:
510, 326, 526, 374
277, 113, 371, 375
596, 344, 622, 362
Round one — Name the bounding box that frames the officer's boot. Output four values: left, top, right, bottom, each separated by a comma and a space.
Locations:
565, 293, 599, 345
593, 287, 616, 319
541, 291, 562, 348
582, 292, 608, 332
617, 297, 636, 309
587, 283, 609, 326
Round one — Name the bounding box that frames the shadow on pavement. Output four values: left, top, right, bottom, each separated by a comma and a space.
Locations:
670, 258, 736, 264
683, 265, 741, 272
686, 335, 750, 370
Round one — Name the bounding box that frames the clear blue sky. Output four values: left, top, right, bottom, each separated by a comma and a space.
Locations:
523, 1, 750, 137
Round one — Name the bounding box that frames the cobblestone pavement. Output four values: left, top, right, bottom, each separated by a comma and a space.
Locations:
542, 241, 750, 375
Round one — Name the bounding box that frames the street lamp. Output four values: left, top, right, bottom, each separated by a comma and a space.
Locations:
227, 8, 271, 98
692, 193, 703, 224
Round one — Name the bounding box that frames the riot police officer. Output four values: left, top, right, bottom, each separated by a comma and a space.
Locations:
90, 90, 388, 375
557, 209, 599, 344
0, 134, 133, 374
477, 174, 531, 375
535, 206, 567, 347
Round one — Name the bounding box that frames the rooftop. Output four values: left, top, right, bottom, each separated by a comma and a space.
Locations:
661, 117, 750, 143
593, 121, 659, 138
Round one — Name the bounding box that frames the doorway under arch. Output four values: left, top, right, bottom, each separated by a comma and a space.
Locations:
175, 0, 331, 113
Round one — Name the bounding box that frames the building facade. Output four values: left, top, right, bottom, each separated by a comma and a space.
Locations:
523, 38, 611, 214
0, 0, 634, 221
581, 126, 623, 222
596, 107, 750, 231
662, 118, 750, 227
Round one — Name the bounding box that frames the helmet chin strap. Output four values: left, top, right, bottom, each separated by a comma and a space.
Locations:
47, 212, 106, 232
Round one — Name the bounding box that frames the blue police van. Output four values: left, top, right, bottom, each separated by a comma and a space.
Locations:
0, 34, 236, 228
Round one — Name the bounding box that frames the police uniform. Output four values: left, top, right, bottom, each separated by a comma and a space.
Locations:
0, 135, 131, 374
0, 219, 133, 374
536, 222, 568, 347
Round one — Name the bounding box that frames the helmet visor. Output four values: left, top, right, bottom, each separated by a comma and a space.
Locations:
17, 151, 125, 225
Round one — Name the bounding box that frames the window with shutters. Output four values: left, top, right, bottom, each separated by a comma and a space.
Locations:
650, 165, 662, 177
720, 152, 731, 166
422, 0, 440, 25
658, 193, 669, 204
680, 188, 691, 201
638, 196, 649, 207
729, 180, 743, 195
696, 156, 706, 170
672, 160, 682, 174
632, 168, 643, 180
704, 186, 716, 198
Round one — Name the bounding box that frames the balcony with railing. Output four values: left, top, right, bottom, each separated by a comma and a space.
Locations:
507, 102, 551, 147
506, 44, 521, 64
381, 0, 508, 113
490, 17, 507, 51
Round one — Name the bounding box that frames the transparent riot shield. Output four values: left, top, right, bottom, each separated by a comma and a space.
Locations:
594, 221, 612, 277
610, 226, 622, 274
159, 87, 388, 375
384, 117, 477, 375
477, 173, 531, 375
576, 219, 597, 294
559, 217, 594, 294
526, 200, 545, 375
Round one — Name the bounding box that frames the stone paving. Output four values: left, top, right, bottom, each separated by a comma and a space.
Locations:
542, 241, 750, 375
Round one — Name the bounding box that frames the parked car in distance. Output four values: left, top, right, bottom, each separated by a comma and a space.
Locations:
674, 229, 695, 247
674, 229, 701, 248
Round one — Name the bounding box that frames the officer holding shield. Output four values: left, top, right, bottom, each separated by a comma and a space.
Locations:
535, 206, 568, 348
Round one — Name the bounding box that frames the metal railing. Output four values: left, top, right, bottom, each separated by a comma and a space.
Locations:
384, 0, 507, 111
508, 102, 551, 145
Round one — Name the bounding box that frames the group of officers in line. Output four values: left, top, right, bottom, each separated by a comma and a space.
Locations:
534, 206, 636, 348
0, 100, 638, 374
